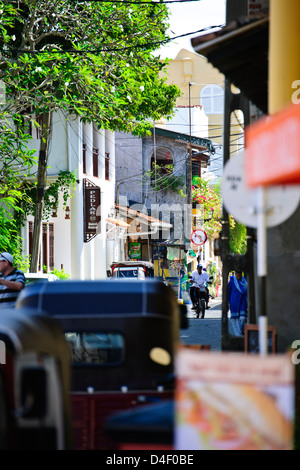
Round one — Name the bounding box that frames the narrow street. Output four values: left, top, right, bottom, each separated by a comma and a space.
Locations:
180, 296, 223, 351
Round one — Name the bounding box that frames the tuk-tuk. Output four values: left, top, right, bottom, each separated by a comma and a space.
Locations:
16, 279, 182, 450
0, 308, 72, 450
110, 261, 155, 279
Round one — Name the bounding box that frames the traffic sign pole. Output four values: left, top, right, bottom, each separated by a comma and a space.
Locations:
257, 187, 268, 355
223, 152, 300, 355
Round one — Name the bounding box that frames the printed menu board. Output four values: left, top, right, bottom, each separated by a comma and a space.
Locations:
175, 350, 294, 450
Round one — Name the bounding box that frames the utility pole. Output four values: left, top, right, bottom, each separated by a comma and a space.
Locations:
187, 82, 194, 208
185, 82, 195, 252
220, 0, 253, 351
30, 111, 52, 272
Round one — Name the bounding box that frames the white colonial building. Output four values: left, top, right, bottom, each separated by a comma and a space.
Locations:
20, 111, 117, 279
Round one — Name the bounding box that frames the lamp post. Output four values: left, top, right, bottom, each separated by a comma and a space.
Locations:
186, 82, 195, 249
188, 82, 195, 204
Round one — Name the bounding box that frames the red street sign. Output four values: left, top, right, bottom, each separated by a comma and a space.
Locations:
191, 229, 207, 246
245, 103, 300, 187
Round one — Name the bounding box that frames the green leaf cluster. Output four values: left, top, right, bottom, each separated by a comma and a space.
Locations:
143, 163, 186, 194
229, 221, 247, 255
192, 176, 223, 237
17, 170, 77, 226
0, 0, 181, 261
0, 1, 181, 134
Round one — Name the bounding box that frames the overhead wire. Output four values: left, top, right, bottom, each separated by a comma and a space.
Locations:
1, 24, 225, 55
62, 114, 191, 194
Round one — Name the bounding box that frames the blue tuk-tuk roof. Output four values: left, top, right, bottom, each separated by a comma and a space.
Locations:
16, 279, 178, 319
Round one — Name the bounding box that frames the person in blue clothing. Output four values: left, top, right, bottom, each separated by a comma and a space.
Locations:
0, 252, 25, 307
228, 270, 248, 336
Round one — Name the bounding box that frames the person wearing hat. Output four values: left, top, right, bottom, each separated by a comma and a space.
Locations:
0, 252, 26, 307
189, 264, 210, 312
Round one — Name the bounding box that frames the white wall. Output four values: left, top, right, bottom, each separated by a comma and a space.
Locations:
115, 131, 143, 203
165, 106, 209, 138
22, 112, 116, 279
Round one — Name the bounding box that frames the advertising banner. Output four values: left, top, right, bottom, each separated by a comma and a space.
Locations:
128, 242, 141, 259
175, 349, 294, 450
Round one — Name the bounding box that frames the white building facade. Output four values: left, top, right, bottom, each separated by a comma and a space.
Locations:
20, 111, 116, 279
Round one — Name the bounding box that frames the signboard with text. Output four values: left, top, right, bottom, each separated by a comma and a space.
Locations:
84, 178, 101, 243
175, 349, 294, 450
128, 242, 141, 260
245, 102, 300, 187
222, 151, 300, 227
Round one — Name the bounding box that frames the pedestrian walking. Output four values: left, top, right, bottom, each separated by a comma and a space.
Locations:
228, 270, 248, 336
0, 252, 26, 307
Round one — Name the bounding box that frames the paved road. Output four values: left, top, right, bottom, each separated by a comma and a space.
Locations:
179, 296, 223, 351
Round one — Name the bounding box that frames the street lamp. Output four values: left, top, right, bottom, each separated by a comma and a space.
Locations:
186, 82, 195, 248
187, 82, 196, 202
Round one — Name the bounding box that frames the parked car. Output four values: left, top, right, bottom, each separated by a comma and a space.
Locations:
110, 261, 155, 279
15, 279, 186, 450
24, 273, 59, 285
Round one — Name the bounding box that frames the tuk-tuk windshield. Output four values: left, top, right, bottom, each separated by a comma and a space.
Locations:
112, 267, 145, 279
65, 332, 125, 366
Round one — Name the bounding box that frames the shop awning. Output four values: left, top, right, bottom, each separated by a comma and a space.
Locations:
106, 217, 130, 228
115, 204, 173, 230
153, 127, 214, 153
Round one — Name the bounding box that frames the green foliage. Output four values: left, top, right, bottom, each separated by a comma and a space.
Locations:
16, 170, 77, 226
143, 163, 186, 193
229, 221, 247, 254
0, 113, 38, 206
0, 1, 181, 135
0, 204, 30, 269
192, 176, 223, 237
0, 1, 181, 261
14, 254, 30, 272
14, 172, 76, 227
49, 267, 70, 280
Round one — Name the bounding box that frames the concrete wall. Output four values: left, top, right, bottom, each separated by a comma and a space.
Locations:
142, 133, 187, 208
267, 205, 300, 352
115, 131, 143, 204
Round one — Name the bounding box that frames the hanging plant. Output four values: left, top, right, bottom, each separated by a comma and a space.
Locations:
143, 163, 186, 194
192, 176, 235, 237
16, 170, 77, 227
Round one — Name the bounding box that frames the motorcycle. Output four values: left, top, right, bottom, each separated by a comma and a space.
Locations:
189, 277, 213, 319
195, 286, 207, 318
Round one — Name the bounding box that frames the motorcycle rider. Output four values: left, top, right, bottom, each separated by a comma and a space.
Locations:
189, 264, 210, 310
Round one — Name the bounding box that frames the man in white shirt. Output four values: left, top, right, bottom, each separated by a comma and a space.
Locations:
190, 264, 210, 310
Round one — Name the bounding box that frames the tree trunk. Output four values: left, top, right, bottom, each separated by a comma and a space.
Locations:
30, 111, 52, 272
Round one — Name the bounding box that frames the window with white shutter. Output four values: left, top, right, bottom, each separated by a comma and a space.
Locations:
200, 85, 224, 114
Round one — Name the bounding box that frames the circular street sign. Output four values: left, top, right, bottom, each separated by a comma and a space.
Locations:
191, 229, 208, 246
222, 151, 300, 228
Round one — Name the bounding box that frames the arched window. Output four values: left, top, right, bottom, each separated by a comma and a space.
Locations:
200, 85, 224, 114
